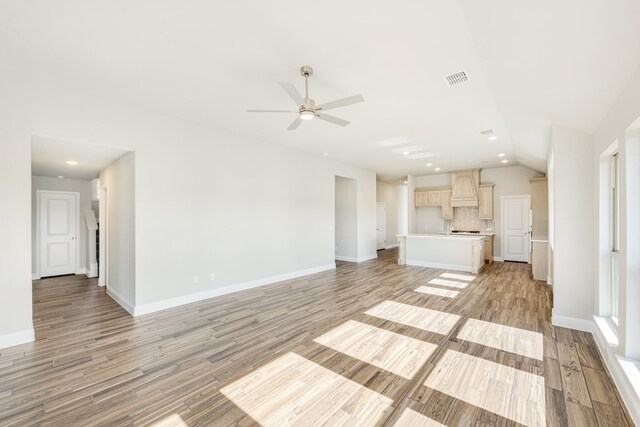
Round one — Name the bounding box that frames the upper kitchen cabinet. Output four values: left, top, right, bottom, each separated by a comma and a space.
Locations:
478, 184, 494, 219
441, 189, 453, 219
450, 169, 480, 207
414, 187, 451, 209
415, 190, 427, 207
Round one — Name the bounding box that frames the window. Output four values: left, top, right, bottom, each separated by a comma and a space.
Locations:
611, 153, 620, 323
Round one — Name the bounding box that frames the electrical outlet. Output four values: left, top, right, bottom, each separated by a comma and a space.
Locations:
193, 275, 199, 284
210, 272, 216, 281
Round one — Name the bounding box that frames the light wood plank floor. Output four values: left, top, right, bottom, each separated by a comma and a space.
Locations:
0, 249, 633, 426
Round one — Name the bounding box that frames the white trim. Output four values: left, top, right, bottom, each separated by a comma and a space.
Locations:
133, 263, 337, 316
357, 254, 377, 262
493, 256, 504, 262
406, 259, 473, 273
592, 317, 640, 426
0, 328, 35, 349
35, 190, 81, 279
385, 243, 399, 249
551, 314, 593, 332
87, 262, 98, 278
77, 268, 88, 276
107, 287, 134, 315
32, 273, 41, 280
335, 255, 358, 262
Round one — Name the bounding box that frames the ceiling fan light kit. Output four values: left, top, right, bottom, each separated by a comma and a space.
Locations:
247, 66, 365, 130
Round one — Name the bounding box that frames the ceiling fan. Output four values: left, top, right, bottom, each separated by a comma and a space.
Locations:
247, 66, 365, 130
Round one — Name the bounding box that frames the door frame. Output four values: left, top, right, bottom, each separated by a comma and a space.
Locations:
501, 194, 531, 263
35, 190, 81, 279
376, 201, 387, 250
98, 185, 108, 287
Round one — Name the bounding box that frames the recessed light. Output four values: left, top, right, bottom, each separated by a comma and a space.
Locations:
403, 180, 408, 184
488, 136, 497, 141
498, 153, 505, 157
501, 159, 509, 163
435, 167, 441, 171
65, 160, 78, 165
402, 151, 409, 155
57, 175, 64, 179
426, 163, 432, 167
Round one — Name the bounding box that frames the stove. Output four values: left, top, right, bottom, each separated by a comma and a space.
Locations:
451, 230, 480, 234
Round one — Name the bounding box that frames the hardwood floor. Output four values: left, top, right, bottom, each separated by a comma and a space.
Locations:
0, 249, 633, 426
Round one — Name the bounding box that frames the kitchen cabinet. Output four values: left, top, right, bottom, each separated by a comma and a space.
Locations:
426, 190, 441, 206
478, 184, 494, 220
441, 189, 453, 219
414, 190, 428, 207
450, 169, 480, 207
483, 235, 493, 263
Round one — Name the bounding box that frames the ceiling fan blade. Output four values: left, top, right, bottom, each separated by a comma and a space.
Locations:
279, 82, 305, 106
316, 113, 350, 127
316, 94, 364, 111
246, 109, 296, 113
287, 116, 303, 130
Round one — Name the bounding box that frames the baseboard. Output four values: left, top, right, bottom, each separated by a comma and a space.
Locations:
551, 314, 594, 333
87, 263, 98, 278
76, 268, 88, 276
133, 263, 337, 317
493, 256, 504, 262
31, 273, 40, 280
385, 243, 399, 249
335, 254, 377, 263
406, 259, 472, 273
592, 318, 640, 425
106, 287, 135, 315
0, 328, 35, 349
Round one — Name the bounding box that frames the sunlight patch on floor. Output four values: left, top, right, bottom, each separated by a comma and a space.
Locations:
393, 408, 446, 426
150, 413, 188, 427
440, 272, 475, 282
414, 286, 460, 298
365, 301, 460, 335
425, 350, 545, 427
221, 352, 393, 427
457, 318, 543, 360
314, 319, 437, 379
428, 278, 469, 289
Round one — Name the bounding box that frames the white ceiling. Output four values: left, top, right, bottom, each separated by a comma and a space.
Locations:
31, 135, 129, 180
4, 1, 640, 181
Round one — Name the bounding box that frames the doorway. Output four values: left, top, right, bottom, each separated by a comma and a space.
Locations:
335, 176, 358, 262
36, 190, 80, 277
376, 202, 386, 250
501, 195, 531, 262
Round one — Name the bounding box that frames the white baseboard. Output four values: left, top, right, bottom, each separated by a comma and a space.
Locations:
87, 263, 98, 278
592, 318, 640, 425
76, 268, 88, 276
551, 314, 594, 333
133, 263, 336, 317
493, 256, 504, 262
0, 328, 35, 349
406, 259, 472, 273
31, 273, 40, 280
106, 287, 135, 315
385, 243, 399, 249
335, 254, 377, 263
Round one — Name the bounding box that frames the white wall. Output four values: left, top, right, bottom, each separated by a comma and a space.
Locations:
376, 181, 408, 245
99, 152, 136, 311
335, 176, 358, 260
31, 176, 92, 278
482, 166, 543, 257
549, 125, 594, 324
0, 74, 377, 344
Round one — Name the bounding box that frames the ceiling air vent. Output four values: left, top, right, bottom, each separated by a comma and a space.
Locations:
480, 129, 495, 137
444, 71, 469, 87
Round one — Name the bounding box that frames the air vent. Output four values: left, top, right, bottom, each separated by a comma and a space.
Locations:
444, 71, 469, 87
480, 129, 495, 137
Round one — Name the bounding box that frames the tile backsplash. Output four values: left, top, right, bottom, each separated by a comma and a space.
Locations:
446, 207, 495, 233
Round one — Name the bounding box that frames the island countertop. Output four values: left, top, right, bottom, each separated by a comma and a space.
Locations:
397, 233, 486, 241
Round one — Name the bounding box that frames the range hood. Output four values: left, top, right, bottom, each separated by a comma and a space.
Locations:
450, 169, 480, 207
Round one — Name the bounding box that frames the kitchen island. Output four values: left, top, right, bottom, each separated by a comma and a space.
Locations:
397, 234, 486, 274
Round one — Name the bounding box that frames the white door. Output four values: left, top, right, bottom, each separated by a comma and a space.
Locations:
502, 195, 531, 262
40, 192, 78, 277
376, 202, 386, 250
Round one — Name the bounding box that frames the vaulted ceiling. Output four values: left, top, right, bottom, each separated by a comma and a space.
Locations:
2, 0, 639, 180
